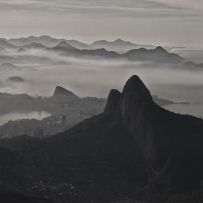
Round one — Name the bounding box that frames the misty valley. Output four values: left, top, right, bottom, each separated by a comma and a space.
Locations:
0, 36, 203, 203
0, 36, 202, 139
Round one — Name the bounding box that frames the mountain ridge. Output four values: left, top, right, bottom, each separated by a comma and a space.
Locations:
0, 36, 189, 64
50, 45, 184, 64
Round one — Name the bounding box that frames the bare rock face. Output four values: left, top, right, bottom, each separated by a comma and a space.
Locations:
104, 75, 203, 191
120, 75, 153, 133
103, 75, 167, 168
119, 75, 159, 168
104, 89, 121, 113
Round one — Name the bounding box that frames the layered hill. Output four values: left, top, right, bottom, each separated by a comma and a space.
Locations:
7, 36, 152, 51
0, 75, 202, 202
90, 39, 155, 52
0, 36, 186, 64
50, 45, 184, 64
8, 35, 90, 49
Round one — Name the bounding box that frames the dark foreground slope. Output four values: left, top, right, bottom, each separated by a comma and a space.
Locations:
0, 113, 148, 202
0, 75, 203, 203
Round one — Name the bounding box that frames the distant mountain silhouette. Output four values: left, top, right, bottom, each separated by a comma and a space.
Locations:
0, 35, 199, 67
8, 35, 61, 47
50, 46, 119, 59
66, 40, 91, 49
7, 36, 155, 51
54, 41, 76, 50
50, 45, 184, 64
8, 35, 90, 49
0, 75, 202, 202
22, 42, 47, 50
125, 46, 184, 63
90, 39, 155, 52
53, 86, 78, 99
0, 36, 188, 64
7, 76, 25, 83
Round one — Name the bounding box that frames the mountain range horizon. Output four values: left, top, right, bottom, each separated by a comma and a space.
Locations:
0, 35, 156, 45
0, 1, 203, 202
0, 35, 156, 51
0, 35, 202, 66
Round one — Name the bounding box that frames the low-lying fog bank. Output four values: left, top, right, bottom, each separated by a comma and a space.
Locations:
0, 48, 202, 118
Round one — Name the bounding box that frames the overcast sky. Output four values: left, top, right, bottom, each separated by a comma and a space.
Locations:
0, 0, 203, 47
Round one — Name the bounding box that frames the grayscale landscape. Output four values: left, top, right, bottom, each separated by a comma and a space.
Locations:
0, 1, 203, 203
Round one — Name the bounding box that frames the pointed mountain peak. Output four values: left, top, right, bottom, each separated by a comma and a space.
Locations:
104, 89, 121, 113
103, 75, 153, 116
122, 75, 152, 102
120, 75, 153, 130
154, 46, 167, 53
53, 86, 78, 99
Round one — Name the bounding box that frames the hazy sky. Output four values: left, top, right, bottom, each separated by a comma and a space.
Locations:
0, 0, 203, 47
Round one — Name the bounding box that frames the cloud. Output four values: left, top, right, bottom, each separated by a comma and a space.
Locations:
0, 0, 202, 47
0, 0, 202, 18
